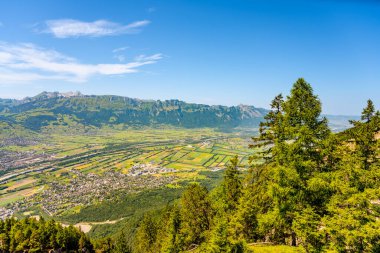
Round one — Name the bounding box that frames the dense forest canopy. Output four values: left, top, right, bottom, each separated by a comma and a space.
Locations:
0, 217, 92, 252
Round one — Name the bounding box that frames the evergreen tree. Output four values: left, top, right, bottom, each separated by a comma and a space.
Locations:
349, 99, 380, 171
161, 206, 183, 253
222, 155, 242, 212
113, 230, 131, 253
134, 214, 158, 253
252, 93, 285, 163
180, 183, 212, 249
247, 78, 331, 245
0, 217, 91, 252
234, 164, 270, 241
324, 100, 380, 252
292, 207, 325, 252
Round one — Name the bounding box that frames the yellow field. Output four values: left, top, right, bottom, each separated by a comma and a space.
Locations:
5, 178, 36, 191
0, 186, 42, 207
248, 244, 305, 253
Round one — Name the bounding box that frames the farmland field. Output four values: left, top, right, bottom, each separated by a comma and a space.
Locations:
0, 127, 258, 236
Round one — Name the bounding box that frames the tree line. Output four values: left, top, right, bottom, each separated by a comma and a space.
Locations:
0, 217, 92, 252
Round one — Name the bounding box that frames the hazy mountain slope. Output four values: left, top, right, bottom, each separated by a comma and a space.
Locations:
324, 114, 361, 132
0, 92, 359, 132
0, 92, 268, 131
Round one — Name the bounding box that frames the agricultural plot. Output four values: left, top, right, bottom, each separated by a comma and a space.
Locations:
0, 128, 258, 223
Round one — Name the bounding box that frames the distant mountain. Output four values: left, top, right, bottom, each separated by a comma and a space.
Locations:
0, 92, 360, 133
0, 92, 268, 131
323, 114, 361, 132
0, 98, 18, 112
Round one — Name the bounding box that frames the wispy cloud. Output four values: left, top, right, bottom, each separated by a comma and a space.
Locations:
112, 46, 129, 53
0, 22, 3, 27
0, 42, 162, 83
134, 54, 163, 62
42, 19, 150, 38
112, 46, 130, 62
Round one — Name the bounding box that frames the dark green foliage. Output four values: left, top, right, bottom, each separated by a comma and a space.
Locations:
113, 230, 132, 253
118, 184, 213, 252
221, 155, 242, 212
240, 79, 380, 251
349, 99, 380, 171
161, 206, 183, 253
201, 216, 247, 253
0, 217, 93, 252
61, 187, 183, 224
134, 215, 158, 253
320, 100, 380, 252
179, 184, 213, 247
292, 207, 325, 252
93, 237, 114, 252
248, 78, 331, 246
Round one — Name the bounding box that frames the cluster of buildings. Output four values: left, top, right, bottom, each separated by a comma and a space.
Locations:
128, 163, 177, 176
0, 150, 54, 171
4, 168, 176, 217
0, 207, 13, 220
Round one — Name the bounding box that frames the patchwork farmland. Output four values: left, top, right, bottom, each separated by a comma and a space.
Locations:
0, 128, 257, 227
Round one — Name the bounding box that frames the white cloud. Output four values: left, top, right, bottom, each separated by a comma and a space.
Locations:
112, 46, 129, 53
43, 19, 150, 38
0, 42, 162, 83
112, 47, 130, 62
134, 54, 163, 62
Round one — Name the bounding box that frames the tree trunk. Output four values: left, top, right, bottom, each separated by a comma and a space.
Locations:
291, 231, 297, 246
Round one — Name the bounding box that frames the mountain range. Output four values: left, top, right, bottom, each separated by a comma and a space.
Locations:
0, 92, 359, 133
0, 92, 268, 132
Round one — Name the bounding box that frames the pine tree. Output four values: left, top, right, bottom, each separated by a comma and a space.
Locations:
161, 206, 183, 253
222, 155, 242, 212
180, 183, 212, 249
113, 230, 131, 253
249, 78, 331, 245
324, 100, 380, 251
252, 94, 285, 163
134, 214, 158, 253
349, 99, 380, 171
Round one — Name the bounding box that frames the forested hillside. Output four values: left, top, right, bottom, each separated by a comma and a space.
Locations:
0, 217, 92, 252
0, 92, 267, 131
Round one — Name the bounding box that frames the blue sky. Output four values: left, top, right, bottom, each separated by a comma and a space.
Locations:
0, 0, 379, 115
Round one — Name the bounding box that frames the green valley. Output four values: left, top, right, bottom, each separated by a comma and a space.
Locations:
0, 0, 379, 251
0, 81, 376, 253
0, 126, 258, 237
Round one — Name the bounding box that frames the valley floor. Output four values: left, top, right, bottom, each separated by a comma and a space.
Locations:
0, 127, 258, 236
